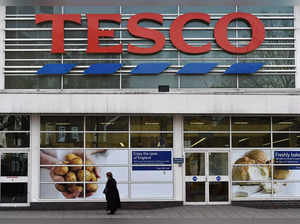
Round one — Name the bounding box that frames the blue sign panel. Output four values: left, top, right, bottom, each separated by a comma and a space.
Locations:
132, 151, 172, 165
173, 158, 184, 164
274, 151, 300, 169
216, 176, 221, 182
192, 176, 197, 181
132, 166, 172, 171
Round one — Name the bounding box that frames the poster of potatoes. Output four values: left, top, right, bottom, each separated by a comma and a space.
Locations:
40, 149, 173, 200
232, 149, 300, 198
40, 149, 129, 200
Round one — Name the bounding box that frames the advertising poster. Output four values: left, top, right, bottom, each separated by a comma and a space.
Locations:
232, 149, 300, 199
40, 149, 129, 200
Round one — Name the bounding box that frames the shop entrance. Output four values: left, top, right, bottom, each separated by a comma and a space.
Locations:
184, 151, 230, 204
0, 152, 29, 206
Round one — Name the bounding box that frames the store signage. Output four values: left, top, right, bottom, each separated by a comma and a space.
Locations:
216, 176, 221, 182
173, 157, 184, 164
192, 176, 198, 181
36, 12, 265, 54
274, 151, 300, 169
132, 151, 172, 165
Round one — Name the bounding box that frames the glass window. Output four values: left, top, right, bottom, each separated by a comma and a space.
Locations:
184, 133, 230, 148
131, 116, 173, 131
184, 116, 229, 131
232, 117, 270, 131
122, 74, 178, 89
185, 182, 205, 202
86, 116, 128, 131
5, 76, 61, 89
63, 76, 120, 89
209, 153, 228, 176
273, 133, 300, 148
185, 153, 205, 176
0, 183, 27, 203
41, 117, 84, 131
232, 133, 270, 148
272, 117, 300, 131
238, 75, 295, 88
0, 115, 30, 131
180, 74, 237, 88
85, 133, 128, 148
131, 133, 172, 148
40, 133, 84, 148
1, 153, 28, 176
0, 133, 30, 148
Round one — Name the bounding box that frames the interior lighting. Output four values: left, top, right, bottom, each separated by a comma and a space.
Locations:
191, 137, 207, 147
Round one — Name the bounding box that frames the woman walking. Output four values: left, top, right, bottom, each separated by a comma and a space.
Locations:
103, 172, 121, 214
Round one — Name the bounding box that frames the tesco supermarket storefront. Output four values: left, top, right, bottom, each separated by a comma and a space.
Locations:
1, 0, 300, 207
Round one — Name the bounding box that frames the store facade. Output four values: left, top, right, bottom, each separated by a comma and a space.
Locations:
1, 0, 300, 207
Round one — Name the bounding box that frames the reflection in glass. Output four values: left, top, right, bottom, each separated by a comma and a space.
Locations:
40, 116, 83, 131
273, 117, 300, 131
273, 133, 300, 148
185, 182, 205, 202
122, 74, 178, 89
86, 133, 128, 148
86, 116, 129, 131
1, 153, 28, 176
232, 117, 270, 131
0, 183, 27, 203
131, 116, 173, 131
64, 75, 120, 89
184, 116, 229, 131
185, 153, 205, 176
131, 133, 173, 148
40, 133, 83, 148
184, 133, 230, 148
238, 75, 295, 88
232, 133, 270, 148
209, 182, 228, 202
209, 153, 228, 176
0, 133, 30, 148
0, 115, 30, 131
5, 76, 61, 89
180, 74, 237, 88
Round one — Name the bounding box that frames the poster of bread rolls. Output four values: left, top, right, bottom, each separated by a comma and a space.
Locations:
232, 149, 300, 198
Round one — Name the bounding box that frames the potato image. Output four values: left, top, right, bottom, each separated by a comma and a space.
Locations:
86, 183, 98, 192
55, 184, 66, 192
67, 184, 83, 193
70, 157, 83, 171
65, 153, 80, 162
65, 171, 77, 182
245, 150, 267, 164
90, 172, 97, 182
85, 159, 94, 172
77, 169, 93, 181
54, 166, 69, 176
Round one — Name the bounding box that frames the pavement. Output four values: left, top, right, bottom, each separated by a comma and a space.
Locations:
1, 205, 300, 224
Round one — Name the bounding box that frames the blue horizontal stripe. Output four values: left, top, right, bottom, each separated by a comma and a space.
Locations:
131, 63, 171, 74
224, 63, 264, 74
84, 63, 122, 75
177, 63, 218, 74
37, 64, 76, 75
132, 166, 172, 171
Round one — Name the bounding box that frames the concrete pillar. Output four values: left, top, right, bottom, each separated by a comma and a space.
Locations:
173, 115, 184, 201
30, 115, 40, 202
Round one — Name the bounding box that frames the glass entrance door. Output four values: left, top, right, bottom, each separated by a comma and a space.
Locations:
185, 152, 230, 204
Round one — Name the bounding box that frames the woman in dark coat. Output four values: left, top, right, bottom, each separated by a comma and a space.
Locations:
103, 172, 121, 214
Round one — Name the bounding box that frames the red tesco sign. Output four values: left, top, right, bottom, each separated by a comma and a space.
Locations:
35, 12, 265, 55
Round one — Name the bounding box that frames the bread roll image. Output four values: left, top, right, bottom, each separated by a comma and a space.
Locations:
245, 149, 267, 164
273, 168, 290, 179
232, 156, 270, 183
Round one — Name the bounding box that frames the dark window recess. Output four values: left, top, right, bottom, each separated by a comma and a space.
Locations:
0, 183, 27, 203
1, 153, 28, 176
